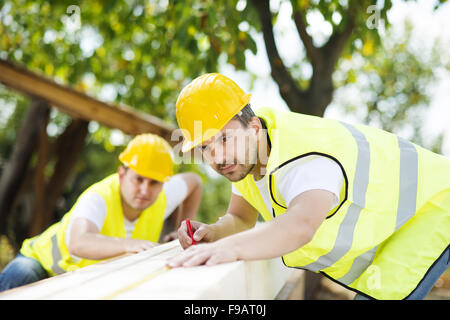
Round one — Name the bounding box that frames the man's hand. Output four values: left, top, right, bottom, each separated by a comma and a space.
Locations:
122, 239, 159, 253
168, 239, 239, 267
177, 219, 217, 249
168, 189, 335, 268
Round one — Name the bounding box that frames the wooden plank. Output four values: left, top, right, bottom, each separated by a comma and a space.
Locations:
0, 240, 294, 300
115, 256, 293, 300
0, 59, 177, 142
0, 241, 179, 300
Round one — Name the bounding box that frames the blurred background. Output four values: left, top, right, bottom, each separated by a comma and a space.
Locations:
0, 0, 449, 299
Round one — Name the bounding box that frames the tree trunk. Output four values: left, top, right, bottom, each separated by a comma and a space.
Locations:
28, 118, 89, 236
28, 103, 50, 237
250, 0, 356, 116
0, 99, 49, 234
45, 118, 89, 221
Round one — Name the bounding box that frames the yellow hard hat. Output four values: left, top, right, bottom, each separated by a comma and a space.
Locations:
119, 134, 174, 182
176, 73, 251, 152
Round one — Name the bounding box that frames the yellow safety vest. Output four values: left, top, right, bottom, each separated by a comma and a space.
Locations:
20, 173, 167, 276
233, 107, 450, 299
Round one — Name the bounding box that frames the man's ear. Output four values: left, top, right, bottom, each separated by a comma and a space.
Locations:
118, 166, 126, 180
248, 116, 263, 134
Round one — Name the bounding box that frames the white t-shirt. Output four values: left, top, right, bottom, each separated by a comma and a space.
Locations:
65, 175, 188, 249
232, 156, 343, 214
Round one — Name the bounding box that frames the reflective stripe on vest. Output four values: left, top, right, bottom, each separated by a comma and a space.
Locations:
301, 123, 419, 273
301, 122, 371, 272
337, 135, 418, 284
50, 234, 65, 275
298, 122, 417, 284
267, 121, 420, 274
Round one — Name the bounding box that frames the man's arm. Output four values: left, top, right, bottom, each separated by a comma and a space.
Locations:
168, 189, 333, 267
219, 189, 333, 261
177, 192, 259, 248
212, 192, 259, 239
68, 218, 158, 260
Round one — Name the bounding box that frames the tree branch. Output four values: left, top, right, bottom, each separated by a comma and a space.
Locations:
292, 10, 320, 66
250, 0, 307, 110
322, 15, 356, 70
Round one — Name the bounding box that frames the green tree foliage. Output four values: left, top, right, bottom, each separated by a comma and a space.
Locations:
0, 0, 250, 236
0, 0, 258, 118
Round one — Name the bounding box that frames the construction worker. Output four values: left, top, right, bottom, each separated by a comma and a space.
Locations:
168, 73, 450, 300
0, 133, 202, 292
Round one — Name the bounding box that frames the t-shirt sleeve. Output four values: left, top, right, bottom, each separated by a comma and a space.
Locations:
69, 193, 107, 230
277, 156, 344, 208
163, 175, 189, 219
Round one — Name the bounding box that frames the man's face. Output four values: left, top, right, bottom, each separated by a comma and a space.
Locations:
118, 166, 163, 211
197, 119, 259, 182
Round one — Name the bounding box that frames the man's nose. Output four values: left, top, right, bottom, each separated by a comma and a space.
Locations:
207, 143, 228, 165
139, 180, 152, 195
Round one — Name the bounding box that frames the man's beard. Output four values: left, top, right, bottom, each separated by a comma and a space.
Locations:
224, 164, 255, 182
216, 143, 259, 182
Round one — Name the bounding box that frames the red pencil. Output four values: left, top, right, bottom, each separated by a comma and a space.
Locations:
186, 219, 196, 245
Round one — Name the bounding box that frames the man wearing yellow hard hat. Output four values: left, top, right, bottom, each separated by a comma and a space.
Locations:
168, 73, 450, 300
0, 134, 202, 292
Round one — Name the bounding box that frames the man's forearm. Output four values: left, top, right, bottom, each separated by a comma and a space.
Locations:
168, 190, 333, 268
217, 190, 333, 261
210, 212, 256, 241
217, 211, 314, 261
69, 234, 158, 260
69, 233, 128, 260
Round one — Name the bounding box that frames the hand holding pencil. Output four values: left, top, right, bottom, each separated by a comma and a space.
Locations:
177, 219, 216, 249
186, 219, 196, 245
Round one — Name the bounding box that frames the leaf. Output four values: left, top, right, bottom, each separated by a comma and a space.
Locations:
361, 39, 374, 56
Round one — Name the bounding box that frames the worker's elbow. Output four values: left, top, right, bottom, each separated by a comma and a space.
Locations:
67, 237, 82, 257
190, 172, 203, 189
301, 226, 315, 245
294, 218, 317, 246
182, 172, 201, 188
